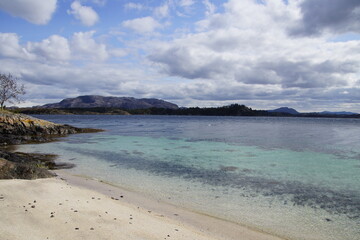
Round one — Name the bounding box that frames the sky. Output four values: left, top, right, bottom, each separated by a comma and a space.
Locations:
0, 0, 359, 112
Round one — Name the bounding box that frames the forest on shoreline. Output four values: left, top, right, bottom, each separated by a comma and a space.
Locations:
13, 104, 360, 118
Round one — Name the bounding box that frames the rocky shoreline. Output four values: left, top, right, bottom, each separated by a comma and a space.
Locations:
0, 111, 102, 145
0, 111, 103, 179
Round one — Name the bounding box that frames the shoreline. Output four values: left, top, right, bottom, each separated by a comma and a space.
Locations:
56, 170, 286, 240
0, 177, 214, 240
0, 169, 286, 240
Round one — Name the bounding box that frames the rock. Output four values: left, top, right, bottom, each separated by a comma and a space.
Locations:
0, 112, 102, 145
0, 111, 102, 179
0, 153, 55, 179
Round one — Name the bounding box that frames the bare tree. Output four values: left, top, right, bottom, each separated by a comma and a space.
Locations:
0, 73, 25, 110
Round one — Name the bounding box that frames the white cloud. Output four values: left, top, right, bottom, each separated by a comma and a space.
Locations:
148, 0, 360, 109
122, 17, 162, 34
0, 33, 34, 60
0, 0, 57, 25
0, 31, 116, 63
27, 35, 71, 62
71, 31, 108, 61
91, 0, 107, 6
1, 0, 360, 112
124, 2, 146, 11
154, 3, 170, 19
68, 1, 99, 26
203, 0, 216, 16
110, 48, 128, 58
0, 57, 158, 105
179, 0, 195, 7
176, 0, 196, 17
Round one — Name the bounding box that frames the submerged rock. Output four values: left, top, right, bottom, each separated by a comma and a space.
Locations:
219, 165, 239, 172
0, 155, 55, 179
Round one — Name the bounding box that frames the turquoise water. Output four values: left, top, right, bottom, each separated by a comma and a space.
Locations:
18, 115, 360, 240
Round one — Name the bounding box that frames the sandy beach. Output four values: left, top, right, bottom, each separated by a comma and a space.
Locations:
0, 172, 284, 240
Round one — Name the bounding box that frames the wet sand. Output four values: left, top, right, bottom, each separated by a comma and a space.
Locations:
0, 172, 285, 240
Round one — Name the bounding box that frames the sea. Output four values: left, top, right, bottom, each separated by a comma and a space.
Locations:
17, 115, 360, 240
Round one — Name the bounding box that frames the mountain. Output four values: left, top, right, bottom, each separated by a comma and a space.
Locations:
320, 111, 358, 115
267, 107, 299, 115
40, 95, 179, 110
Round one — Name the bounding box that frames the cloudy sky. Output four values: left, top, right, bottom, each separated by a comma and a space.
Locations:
0, 0, 359, 112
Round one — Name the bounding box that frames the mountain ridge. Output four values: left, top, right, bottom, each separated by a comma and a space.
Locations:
267, 107, 299, 115
320, 111, 358, 115
40, 95, 179, 110
268, 107, 359, 115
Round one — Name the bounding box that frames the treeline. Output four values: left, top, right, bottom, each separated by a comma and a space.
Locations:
14, 104, 288, 117
129, 104, 265, 116
129, 106, 360, 118
12, 104, 360, 118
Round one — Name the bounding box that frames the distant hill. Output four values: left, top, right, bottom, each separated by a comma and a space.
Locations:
320, 111, 358, 115
18, 99, 359, 118
40, 95, 179, 110
267, 107, 299, 115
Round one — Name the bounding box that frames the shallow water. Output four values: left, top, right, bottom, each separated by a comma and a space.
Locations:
18, 115, 360, 240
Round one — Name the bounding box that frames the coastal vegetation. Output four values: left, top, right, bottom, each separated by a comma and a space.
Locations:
13, 104, 360, 118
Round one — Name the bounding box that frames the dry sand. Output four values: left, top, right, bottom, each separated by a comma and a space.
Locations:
0, 173, 285, 240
